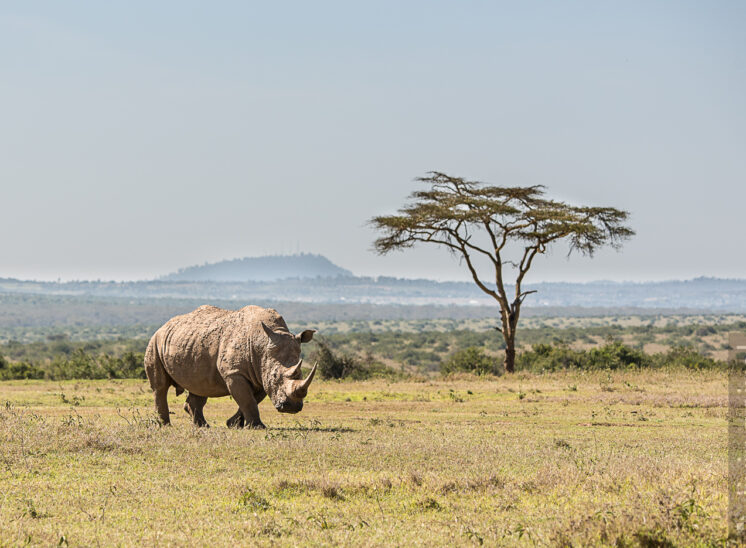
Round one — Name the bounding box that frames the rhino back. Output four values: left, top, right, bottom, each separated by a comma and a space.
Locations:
156, 305, 241, 397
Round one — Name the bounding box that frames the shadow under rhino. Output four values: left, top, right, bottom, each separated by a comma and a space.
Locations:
145, 305, 317, 429
265, 425, 356, 433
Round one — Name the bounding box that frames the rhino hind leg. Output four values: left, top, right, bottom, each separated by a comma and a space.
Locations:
183, 393, 209, 427
153, 388, 170, 425
144, 341, 172, 425
226, 409, 244, 428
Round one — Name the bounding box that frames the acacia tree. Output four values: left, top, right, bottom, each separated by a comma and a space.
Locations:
370, 172, 634, 373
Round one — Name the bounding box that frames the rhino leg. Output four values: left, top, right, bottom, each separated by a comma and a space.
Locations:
184, 393, 209, 428
226, 387, 264, 428
144, 341, 171, 425
226, 409, 244, 428
224, 375, 265, 429
153, 389, 170, 425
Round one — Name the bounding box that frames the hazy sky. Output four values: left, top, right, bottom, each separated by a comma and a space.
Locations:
1, 1, 744, 283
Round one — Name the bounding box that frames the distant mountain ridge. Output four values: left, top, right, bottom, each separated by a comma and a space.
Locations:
161, 253, 353, 282
2, 274, 745, 312
2, 253, 745, 311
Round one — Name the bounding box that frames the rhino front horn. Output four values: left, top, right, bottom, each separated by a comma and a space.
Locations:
290, 362, 318, 399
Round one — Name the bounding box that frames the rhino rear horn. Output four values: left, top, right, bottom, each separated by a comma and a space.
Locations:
284, 358, 303, 378
261, 321, 281, 343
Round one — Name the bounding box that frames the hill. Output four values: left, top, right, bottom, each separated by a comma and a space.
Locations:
160, 253, 353, 282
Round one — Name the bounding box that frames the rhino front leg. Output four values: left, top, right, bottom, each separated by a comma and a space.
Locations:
226, 388, 264, 428
226, 409, 244, 429
224, 375, 265, 429
184, 393, 209, 427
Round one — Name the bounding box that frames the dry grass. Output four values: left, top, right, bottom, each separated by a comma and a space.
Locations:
0, 370, 727, 546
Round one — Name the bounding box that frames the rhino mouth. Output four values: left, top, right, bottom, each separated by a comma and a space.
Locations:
275, 399, 304, 414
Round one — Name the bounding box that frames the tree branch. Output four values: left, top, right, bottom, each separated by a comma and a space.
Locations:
456, 243, 500, 301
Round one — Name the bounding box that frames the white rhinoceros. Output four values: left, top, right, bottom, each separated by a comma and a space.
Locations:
144, 305, 316, 429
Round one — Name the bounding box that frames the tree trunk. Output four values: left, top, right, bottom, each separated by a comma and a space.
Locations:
498, 306, 517, 374
503, 345, 516, 374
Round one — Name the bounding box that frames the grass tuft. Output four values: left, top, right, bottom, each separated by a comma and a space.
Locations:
236, 487, 270, 512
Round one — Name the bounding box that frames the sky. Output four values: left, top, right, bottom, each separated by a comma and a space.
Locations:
1, 1, 744, 283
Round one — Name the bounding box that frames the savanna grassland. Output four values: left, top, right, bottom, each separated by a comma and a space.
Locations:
0, 369, 727, 547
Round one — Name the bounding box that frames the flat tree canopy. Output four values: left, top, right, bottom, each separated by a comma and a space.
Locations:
370, 172, 634, 372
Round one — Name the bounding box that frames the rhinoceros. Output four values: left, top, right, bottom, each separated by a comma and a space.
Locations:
144, 305, 316, 429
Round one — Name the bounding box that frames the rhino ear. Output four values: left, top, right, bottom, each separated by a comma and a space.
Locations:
296, 329, 315, 344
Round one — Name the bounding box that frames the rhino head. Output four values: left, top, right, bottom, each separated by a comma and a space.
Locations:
261, 322, 317, 413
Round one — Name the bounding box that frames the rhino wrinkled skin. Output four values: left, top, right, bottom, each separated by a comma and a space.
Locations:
144, 305, 316, 429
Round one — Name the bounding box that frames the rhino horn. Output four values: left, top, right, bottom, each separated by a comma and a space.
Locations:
289, 362, 318, 399
261, 321, 278, 341
284, 357, 303, 378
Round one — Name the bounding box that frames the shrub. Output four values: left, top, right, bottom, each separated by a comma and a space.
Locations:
310, 340, 400, 380
441, 347, 499, 376
312, 340, 355, 379
651, 346, 722, 370
516, 341, 726, 372
587, 341, 648, 369
0, 360, 44, 380
47, 350, 100, 379
100, 352, 146, 379
695, 325, 716, 337
0, 350, 146, 381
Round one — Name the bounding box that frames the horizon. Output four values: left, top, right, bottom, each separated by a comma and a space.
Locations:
2, 252, 743, 286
